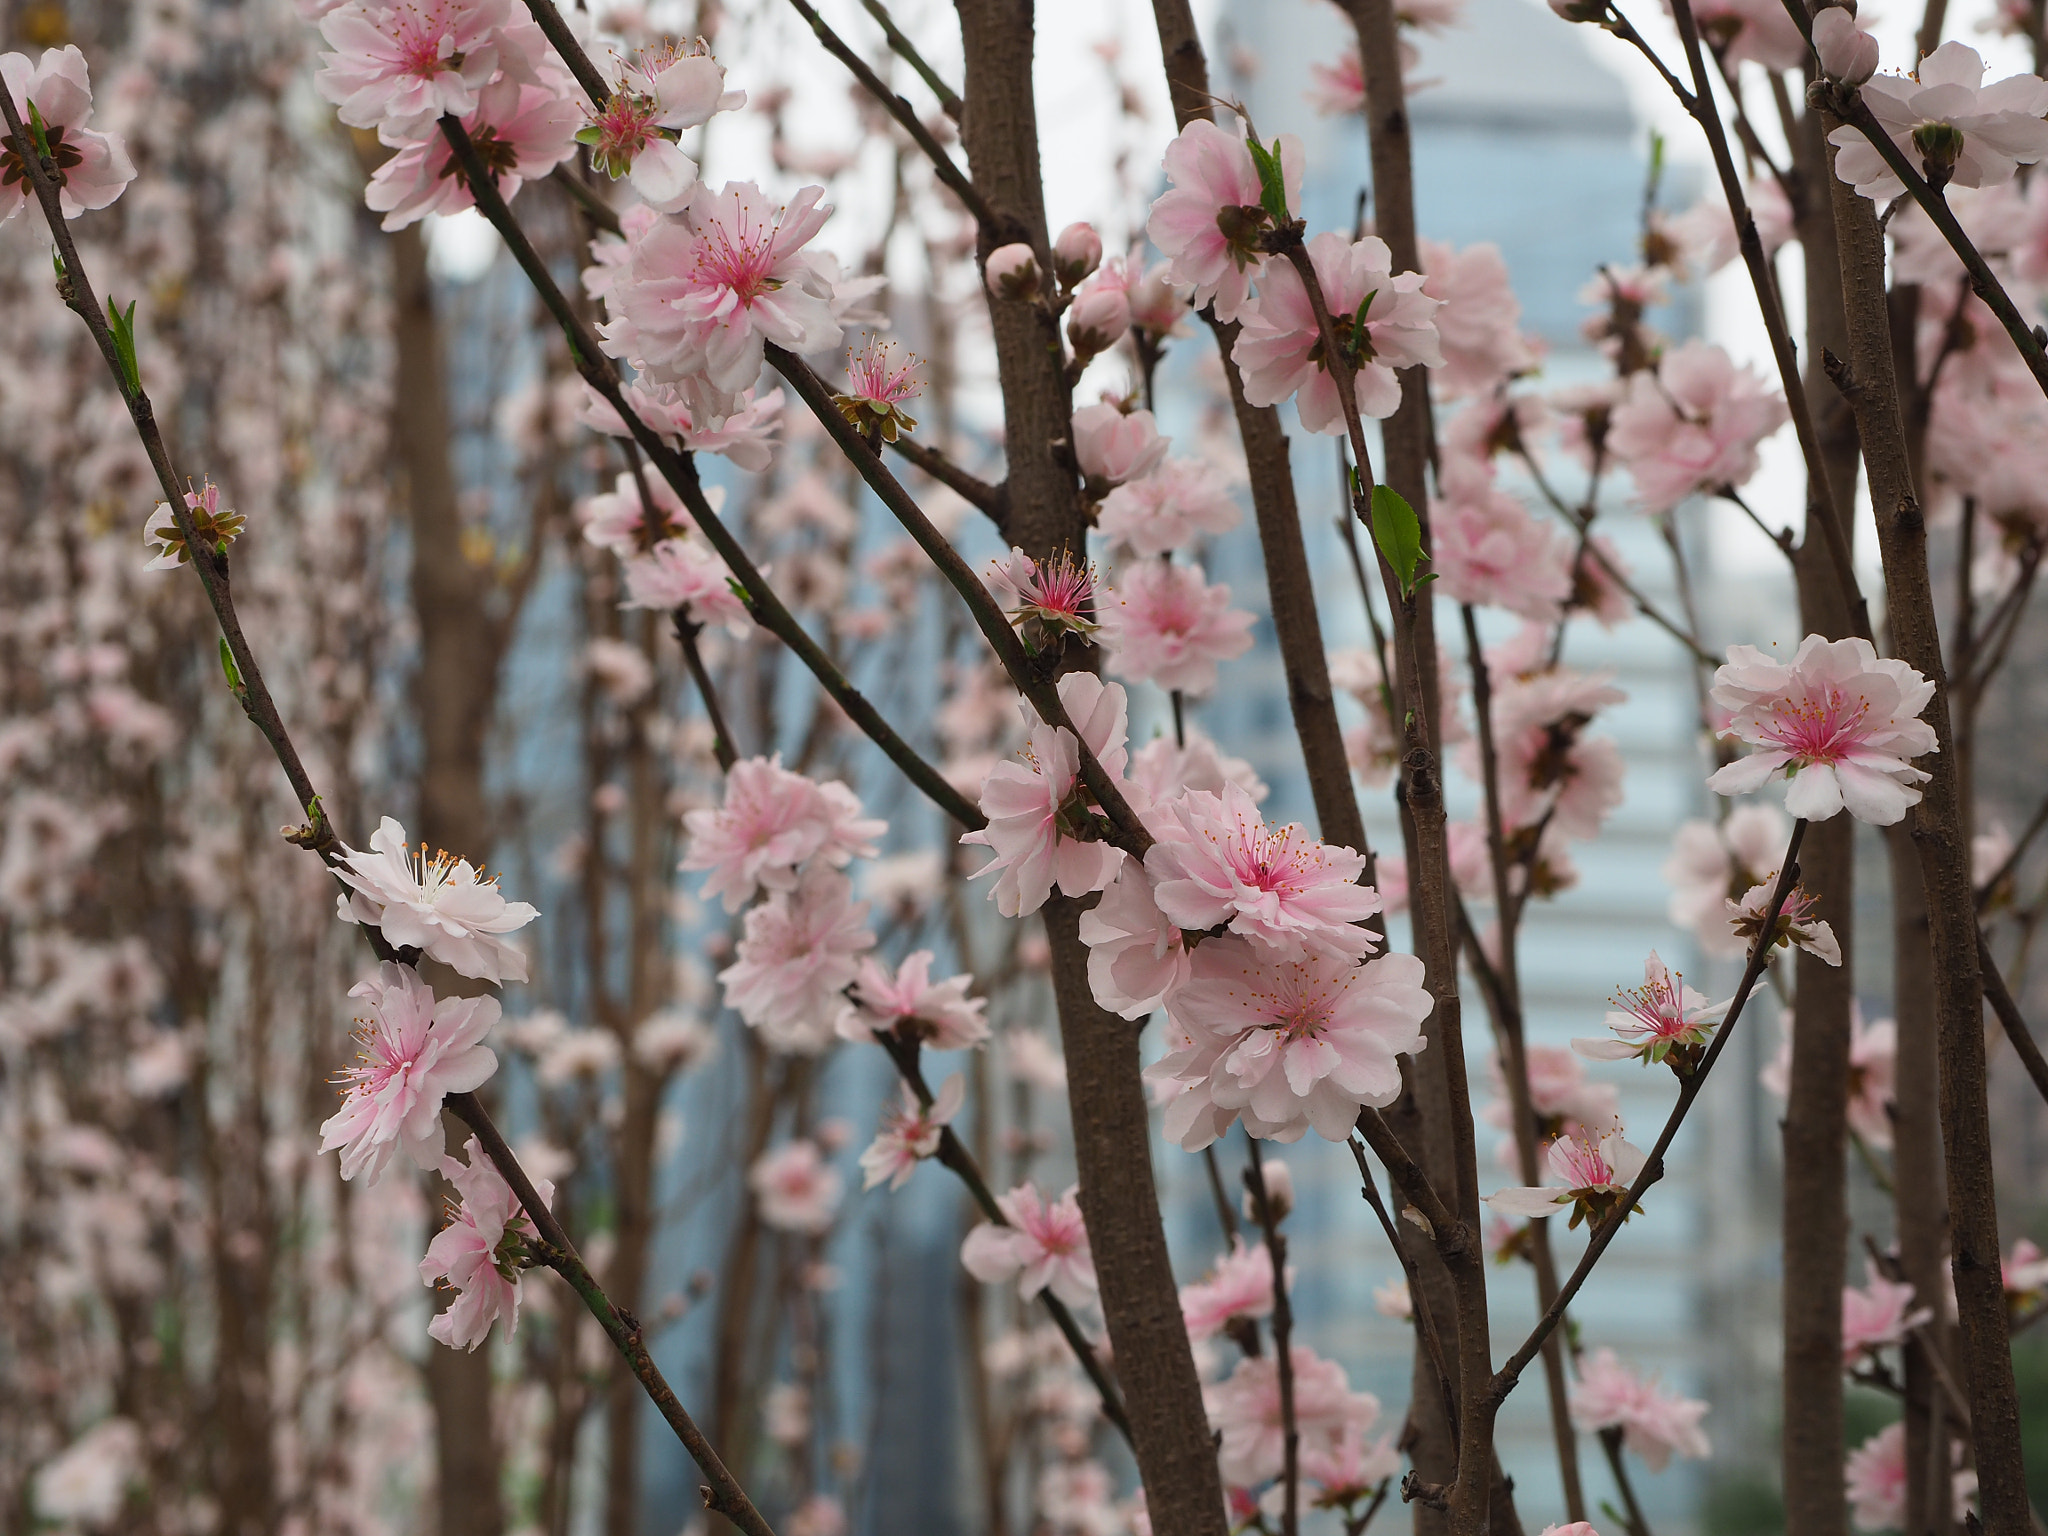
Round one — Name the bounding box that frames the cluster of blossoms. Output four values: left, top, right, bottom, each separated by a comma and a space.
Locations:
0, 46, 136, 224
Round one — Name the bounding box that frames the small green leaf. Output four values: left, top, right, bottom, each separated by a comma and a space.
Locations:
218, 637, 244, 694
574, 125, 603, 146
25, 99, 53, 162
1244, 135, 1292, 228
106, 297, 140, 394
1369, 483, 1428, 599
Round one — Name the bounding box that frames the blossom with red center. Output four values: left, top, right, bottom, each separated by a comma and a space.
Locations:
1232, 231, 1444, 432
1573, 951, 1726, 1071
859, 1074, 964, 1191
1727, 874, 1841, 965
319, 962, 500, 1184
364, 77, 580, 231
838, 948, 987, 1050
1179, 1237, 1282, 1341
1145, 118, 1304, 323
1144, 782, 1383, 962
960, 1181, 1097, 1306
582, 43, 741, 210
316, 0, 537, 141
986, 546, 1102, 649
420, 1135, 553, 1351
600, 181, 843, 428
336, 815, 540, 983
1569, 1348, 1711, 1471
1150, 935, 1431, 1148
1100, 559, 1255, 697
1842, 1259, 1932, 1366
1, 46, 135, 223
831, 337, 921, 442
1487, 1126, 1647, 1228
749, 1139, 845, 1233
1706, 635, 1939, 825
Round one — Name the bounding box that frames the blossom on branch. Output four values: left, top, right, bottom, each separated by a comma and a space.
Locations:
335, 816, 540, 983
318, 962, 499, 1183
1572, 951, 1726, 1071
1094, 458, 1242, 557
718, 869, 874, 1054
1486, 1126, 1646, 1227
681, 755, 884, 911
1568, 1347, 1710, 1471
1660, 804, 1788, 958
1604, 340, 1787, 513
1179, 1238, 1281, 1341
1077, 859, 1190, 1019
582, 43, 742, 210
1099, 559, 1255, 697
620, 534, 752, 635
859, 1074, 964, 1191
1727, 873, 1842, 965
1071, 402, 1169, 488
1762, 1003, 1898, 1148
960, 1182, 1097, 1306
1206, 1346, 1380, 1488
749, 1139, 845, 1233
839, 949, 987, 1050
1829, 42, 2048, 200
0, 45, 136, 223
1705, 636, 1938, 825
420, 1135, 552, 1350
1842, 1259, 1932, 1365
364, 77, 580, 231
1146, 118, 1304, 323
315, 0, 538, 139
143, 481, 247, 570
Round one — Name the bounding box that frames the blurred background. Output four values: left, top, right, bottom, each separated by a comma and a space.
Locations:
3, 0, 2047, 1532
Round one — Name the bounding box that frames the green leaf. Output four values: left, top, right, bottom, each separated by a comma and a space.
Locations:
1369, 483, 1428, 599
218, 637, 244, 694
25, 99, 52, 162
1244, 135, 1292, 228
106, 297, 140, 394
574, 125, 603, 146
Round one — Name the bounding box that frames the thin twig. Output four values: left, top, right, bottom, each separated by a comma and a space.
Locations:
1347, 1133, 1460, 1440
1248, 1141, 1300, 1536
857, 0, 965, 119
1980, 929, 2048, 1107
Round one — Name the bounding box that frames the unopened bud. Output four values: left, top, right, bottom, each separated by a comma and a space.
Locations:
1065, 277, 1131, 359
985, 242, 1043, 301
1812, 6, 1879, 86
1548, 0, 1607, 22
1913, 119, 1966, 187
1053, 221, 1103, 286
1243, 1158, 1295, 1224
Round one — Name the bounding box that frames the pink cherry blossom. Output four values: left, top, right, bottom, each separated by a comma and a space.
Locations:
364, 78, 579, 231
1487, 1127, 1647, 1226
749, 1139, 845, 1233
1830, 42, 2048, 201
579, 379, 786, 472
1538, 1525, 1603, 1536
315, 0, 528, 140
1761, 1003, 1898, 1148
577, 467, 694, 553
1706, 635, 1938, 825
2006, 1238, 2048, 1301
961, 672, 1133, 918
1464, 656, 1626, 842
1573, 951, 1726, 1068
834, 337, 921, 441
718, 869, 874, 1054
1844, 1422, 1976, 1531
960, 1182, 1097, 1306
619, 535, 752, 636
1151, 937, 1431, 1148
1129, 730, 1269, 805
1481, 1045, 1621, 1167
1421, 239, 1538, 396
1568, 1347, 1711, 1471
1295, 1429, 1401, 1510
335, 815, 540, 983
1180, 1238, 1281, 1340
1205, 1346, 1380, 1488
839, 949, 988, 1050
585, 44, 743, 210
318, 962, 499, 1183
681, 755, 885, 912
1306, 50, 1366, 115
1126, 255, 1196, 333
1329, 643, 1470, 788
1078, 860, 1190, 1019
1726, 874, 1842, 965
1066, 269, 1131, 358
984, 241, 1041, 299
859, 1074, 965, 1191
1233, 232, 1444, 432
1842, 1259, 1932, 1364
1053, 220, 1103, 284
1145, 118, 1304, 323
600, 182, 842, 427
1100, 559, 1255, 696
1660, 804, 1789, 957
420, 1136, 554, 1351
986, 546, 1103, 644
1144, 783, 1383, 961
1430, 460, 1573, 622
1678, 0, 1807, 68
1, 46, 136, 223
1094, 457, 1242, 556
1071, 402, 1169, 487
1605, 341, 1788, 513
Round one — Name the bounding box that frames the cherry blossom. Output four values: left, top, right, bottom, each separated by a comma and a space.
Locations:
839, 949, 988, 1050
1144, 783, 1382, 961
1307, 51, 1366, 115
1180, 1238, 1282, 1341
986, 547, 1103, 646
1152, 937, 1431, 1148
1244, 1157, 1294, 1223
859, 1074, 965, 1191
984, 242, 1041, 299
143, 480, 247, 571
681, 755, 885, 911
1293, 1429, 1400, 1511
1099, 560, 1255, 696
577, 467, 693, 553
318, 962, 499, 1183
420, 1136, 553, 1351
1053, 220, 1104, 284
1842, 1260, 1932, 1365
1846, 1422, 1978, 1531
335, 815, 540, 984
960, 1182, 1097, 1306
1658, 176, 1793, 277
1727, 874, 1842, 965
1486, 1127, 1646, 1227
1234, 232, 1444, 431
583, 44, 742, 210
1573, 951, 1726, 1070
1538, 1526, 1602, 1536
1430, 461, 1574, 622
1145, 118, 1304, 323
1706, 636, 1938, 825
1830, 43, 2048, 201
1467, 654, 1626, 843
1421, 239, 1538, 395
1812, 7, 1881, 86
1330, 643, 1470, 787
1680, 0, 1807, 68
1206, 1346, 1381, 1487
619, 535, 753, 636
1, 46, 136, 222
1071, 402, 1169, 487
1129, 730, 1269, 805
2005, 1238, 2048, 1304
1660, 803, 1788, 957
1077, 859, 1189, 1019
314, 0, 530, 139
1568, 1347, 1711, 1471
1094, 458, 1242, 556
749, 1139, 845, 1233
1066, 270, 1131, 359
718, 869, 874, 1054
832, 337, 921, 442
600, 182, 842, 426
1762, 1003, 1898, 1149
1481, 1045, 1621, 1165
1605, 341, 1787, 513
363, 77, 578, 230
579, 378, 785, 470
961, 672, 1133, 918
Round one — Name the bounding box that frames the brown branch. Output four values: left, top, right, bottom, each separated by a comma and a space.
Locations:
885, 434, 1007, 527
1247, 1142, 1301, 1536
1980, 930, 2048, 1106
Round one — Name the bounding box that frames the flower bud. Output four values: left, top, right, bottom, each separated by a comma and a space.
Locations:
1127, 260, 1193, 334
1242, 1158, 1294, 1225
1812, 6, 1879, 86
1053, 221, 1103, 286
985, 242, 1044, 301
1547, 0, 1608, 22
1913, 119, 1966, 186
1066, 277, 1131, 359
